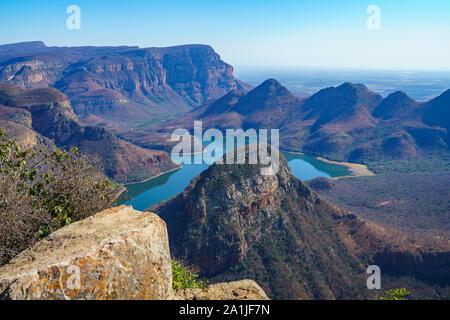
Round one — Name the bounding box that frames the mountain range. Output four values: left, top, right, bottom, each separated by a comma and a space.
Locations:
0, 84, 177, 184
1, 42, 448, 164
0, 41, 250, 133
129, 79, 449, 162
0, 41, 449, 300
0, 41, 255, 183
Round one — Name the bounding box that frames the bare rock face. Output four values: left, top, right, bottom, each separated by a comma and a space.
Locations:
0, 42, 252, 132
0, 206, 172, 300
174, 280, 269, 300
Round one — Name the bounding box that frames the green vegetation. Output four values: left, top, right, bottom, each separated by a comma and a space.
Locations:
131, 114, 173, 132
171, 259, 207, 290
0, 129, 118, 266
309, 172, 450, 240
367, 154, 450, 175
380, 288, 410, 300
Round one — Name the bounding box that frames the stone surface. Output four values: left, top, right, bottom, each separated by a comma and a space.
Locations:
174, 280, 269, 300
0, 206, 172, 300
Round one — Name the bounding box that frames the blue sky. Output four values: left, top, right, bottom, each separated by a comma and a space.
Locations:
1, 0, 449, 70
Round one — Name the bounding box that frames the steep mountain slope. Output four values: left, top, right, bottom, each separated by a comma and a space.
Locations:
301, 82, 382, 129
282, 82, 446, 160
149, 146, 449, 299
0, 84, 178, 183
0, 104, 55, 151
286, 83, 448, 160
136, 79, 449, 161
121, 79, 303, 151
284, 82, 382, 158
373, 91, 419, 119
0, 42, 251, 133
422, 89, 450, 133
231, 78, 303, 128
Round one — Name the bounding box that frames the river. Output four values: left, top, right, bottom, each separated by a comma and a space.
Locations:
120, 151, 350, 211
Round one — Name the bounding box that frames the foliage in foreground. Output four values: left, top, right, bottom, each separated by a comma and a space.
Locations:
380, 288, 410, 300
0, 129, 118, 266
172, 259, 207, 290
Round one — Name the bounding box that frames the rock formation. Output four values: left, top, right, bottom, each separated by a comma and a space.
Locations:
0, 84, 178, 183
174, 280, 269, 300
0, 42, 251, 133
149, 145, 450, 299
0, 206, 173, 300
137, 79, 449, 161
0, 205, 270, 300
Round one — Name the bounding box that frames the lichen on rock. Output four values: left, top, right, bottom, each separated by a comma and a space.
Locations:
0, 205, 172, 300
174, 280, 269, 300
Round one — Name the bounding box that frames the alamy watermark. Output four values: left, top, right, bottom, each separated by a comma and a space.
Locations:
366, 265, 381, 289
66, 5, 81, 30
66, 265, 81, 290
64, 5, 381, 32
366, 5, 381, 30
170, 121, 280, 175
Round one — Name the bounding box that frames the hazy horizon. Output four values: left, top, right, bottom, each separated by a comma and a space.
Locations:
1, 0, 449, 70
2, 40, 450, 73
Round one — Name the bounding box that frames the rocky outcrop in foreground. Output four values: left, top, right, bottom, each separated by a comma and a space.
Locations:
174, 280, 269, 300
0, 205, 268, 300
0, 206, 172, 300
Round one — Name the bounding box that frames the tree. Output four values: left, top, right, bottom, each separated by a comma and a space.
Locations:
0, 129, 118, 266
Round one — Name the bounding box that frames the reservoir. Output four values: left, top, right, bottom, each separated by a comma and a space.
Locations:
120, 151, 350, 211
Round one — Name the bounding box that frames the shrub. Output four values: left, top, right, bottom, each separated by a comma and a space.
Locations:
380, 288, 410, 300
171, 259, 207, 290
0, 129, 118, 266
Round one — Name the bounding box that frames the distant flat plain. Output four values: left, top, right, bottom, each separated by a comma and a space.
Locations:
235, 68, 450, 101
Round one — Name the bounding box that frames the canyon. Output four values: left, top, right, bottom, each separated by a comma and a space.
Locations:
0, 41, 449, 300
0, 41, 251, 133
131, 79, 449, 163
0, 84, 177, 183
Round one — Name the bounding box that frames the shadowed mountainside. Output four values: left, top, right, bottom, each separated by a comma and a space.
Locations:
149, 145, 449, 299
120, 79, 303, 151
0, 84, 178, 183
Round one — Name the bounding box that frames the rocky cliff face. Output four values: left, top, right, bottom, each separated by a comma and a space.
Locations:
0, 206, 173, 300
0, 42, 251, 133
150, 145, 450, 299
0, 84, 178, 183
152, 146, 296, 276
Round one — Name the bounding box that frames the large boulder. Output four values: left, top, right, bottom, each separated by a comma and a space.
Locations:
174, 280, 269, 300
0, 206, 172, 300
